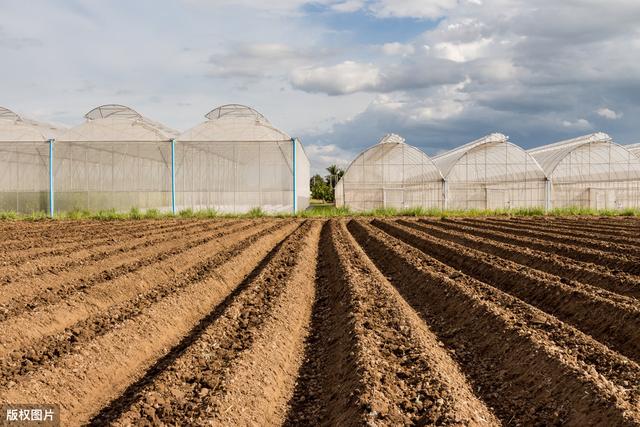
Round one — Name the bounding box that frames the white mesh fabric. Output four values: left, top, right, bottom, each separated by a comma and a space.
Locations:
337, 134, 443, 211
434, 134, 547, 210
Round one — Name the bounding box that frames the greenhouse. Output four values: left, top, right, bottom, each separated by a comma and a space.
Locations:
0, 106, 62, 213
55, 104, 178, 213
433, 133, 547, 210
335, 134, 443, 211
176, 104, 309, 213
529, 132, 640, 209
628, 143, 640, 158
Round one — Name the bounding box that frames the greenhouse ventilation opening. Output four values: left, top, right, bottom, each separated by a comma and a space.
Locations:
529, 132, 640, 210
433, 133, 547, 210
0, 106, 62, 213
335, 134, 444, 211
176, 104, 309, 213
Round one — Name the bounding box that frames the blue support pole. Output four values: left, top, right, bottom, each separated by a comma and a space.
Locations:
49, 139, 54, 217
171, 139, 176, 215
292, 138, 297, 214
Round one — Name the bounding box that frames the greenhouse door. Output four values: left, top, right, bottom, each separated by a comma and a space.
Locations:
486, 189, 509, 210
589, 188, 615, 210
383, 188, 404, 209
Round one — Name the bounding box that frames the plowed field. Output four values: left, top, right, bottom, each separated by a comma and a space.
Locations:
1, 217, 639, 426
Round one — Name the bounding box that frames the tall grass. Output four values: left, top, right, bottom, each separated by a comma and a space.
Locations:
1, 206, 638, 220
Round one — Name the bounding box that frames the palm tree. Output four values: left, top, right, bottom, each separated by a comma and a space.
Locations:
325, 165, 344, 190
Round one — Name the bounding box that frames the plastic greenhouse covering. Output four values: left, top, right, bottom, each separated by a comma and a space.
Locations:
433, 133, 547, 210
2, 102, 640, 214
335, 134, 443, 211
176, 104, 309, 213
54, 105, 177, 212
0, 104, 309, 214
529, 133, 640, 209
0, 107, 62, 213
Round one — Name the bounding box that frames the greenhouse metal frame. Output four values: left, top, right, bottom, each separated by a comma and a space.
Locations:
433, 133, 547, 210
335, 134, 444, 211
529, 133, 640, 209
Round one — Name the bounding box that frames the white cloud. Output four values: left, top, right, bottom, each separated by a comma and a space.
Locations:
330, 0, 366, 12
3, 0, 640, 173
433, 37, 493, 62
291, 61, 382, 95
562, 118, 591, 129
596, 107, 622, 120
305, 143, 352, 172
209, 43, 329, 79
369, 0, 458, 19
381, 42, 415, 56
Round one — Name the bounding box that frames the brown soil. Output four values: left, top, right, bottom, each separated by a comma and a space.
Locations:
458, 217, 640, 259
373, 219, 640, 363
415, 218, 640, 299
0, 217, 639, 426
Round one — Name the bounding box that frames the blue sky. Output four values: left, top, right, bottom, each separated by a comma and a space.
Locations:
1, 0, 639, 173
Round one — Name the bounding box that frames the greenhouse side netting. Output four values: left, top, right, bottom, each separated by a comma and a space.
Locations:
0, 107, 61, 213
335, 134, 444, 211
54, 105, 175, 213
176, 105, 309, 213
530, 133, 640, 209
0, 104, 309, 215
433, 133, 547, 210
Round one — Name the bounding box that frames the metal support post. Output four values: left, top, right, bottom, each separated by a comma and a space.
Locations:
292, 138, 297, 214
171, 139, 176, 214
49, 139, 55, 217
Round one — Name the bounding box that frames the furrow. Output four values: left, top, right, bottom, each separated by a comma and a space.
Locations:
0, 220, 300, 426
0, 220, 177, 253
0, 220, 246, 313
374, 219, 640, 363
481, 217, 640, 248
441, 218, 640, 275
0, 220, 269, 357
96, 221, 315, 426
286, 220, 499, 426
548, 216, 640, 233
458, 218, 640, 258
0, 220, 293, 390
349, 219, 640, 426
414, 218, 640, 299
0, 219, 210, 271
507, 217, 640, 241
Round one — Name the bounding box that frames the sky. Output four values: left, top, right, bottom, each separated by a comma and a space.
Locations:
1, 0, 639, 174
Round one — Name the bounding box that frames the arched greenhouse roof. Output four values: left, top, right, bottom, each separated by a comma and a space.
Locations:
627, 143, 640, 157
529, 132, 640, 181
528, 132, 635, 177
59, 104, 178, 142
432, 133, 545, 181
0, 106, 63, 142
179, 104, 290, 142
339, 133, 444, 184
